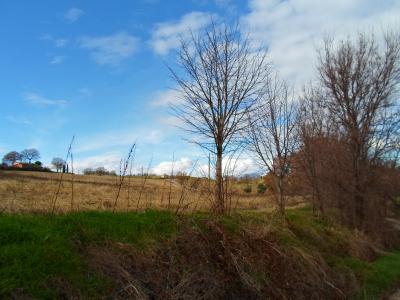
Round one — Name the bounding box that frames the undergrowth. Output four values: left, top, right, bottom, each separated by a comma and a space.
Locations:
0, 207, 399, 299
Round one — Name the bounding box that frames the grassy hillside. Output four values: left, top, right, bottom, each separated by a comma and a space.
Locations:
0, 170, 291, 213
1, 207, 399, 299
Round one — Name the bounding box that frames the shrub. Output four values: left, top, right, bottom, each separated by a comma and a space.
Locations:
243, 185, 252, 194
257, 183, 267, 194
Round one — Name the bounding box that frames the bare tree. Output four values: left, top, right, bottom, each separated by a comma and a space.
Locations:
21, 148, 40, 164
245, 75, 298, 215
2, 151, 22, 165
295, 31, 400, 229
51, 157, 65, 172
171, 22, 270, 213
318, 32, 400, 228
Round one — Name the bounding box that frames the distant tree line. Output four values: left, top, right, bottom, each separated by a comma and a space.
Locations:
83, 167, 117, 176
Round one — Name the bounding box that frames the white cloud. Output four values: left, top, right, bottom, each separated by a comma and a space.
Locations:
79, 32, 139, 66
152, 157, 193, 175
223, 157, 259, 176
50, 55, 65, 65
150, 89, 183, 107
241, 0, 400, 86
74, 152, 121, 173
23, 92, 67, 106
198, 157, 260, 177
150, 11, 215, 55
65, 8, 84, 23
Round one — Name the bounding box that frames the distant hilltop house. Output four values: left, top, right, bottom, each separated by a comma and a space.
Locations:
13, 162, 30, 168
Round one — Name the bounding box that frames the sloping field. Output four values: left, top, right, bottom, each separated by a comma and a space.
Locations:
0, 171, 303, 213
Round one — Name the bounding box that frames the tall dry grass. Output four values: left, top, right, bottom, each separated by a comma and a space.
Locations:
0, 170, 306, 213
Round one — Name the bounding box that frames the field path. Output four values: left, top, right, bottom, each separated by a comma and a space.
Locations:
388, 289, 400, 300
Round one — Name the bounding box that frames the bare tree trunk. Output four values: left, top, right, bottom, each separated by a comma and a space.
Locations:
277, 177, 285, 216
215, 146, 224, 213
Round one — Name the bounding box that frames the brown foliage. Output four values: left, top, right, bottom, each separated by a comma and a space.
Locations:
295, 31, 400, 231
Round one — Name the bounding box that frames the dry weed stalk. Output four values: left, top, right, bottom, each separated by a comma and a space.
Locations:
70, 152, 74, 211
135, 157, 152, 209
126, 161, 134, 211
51, 135, 74, 214
174, 159, 199, 215
167, 153, 176, 209
113, 143, 136, 212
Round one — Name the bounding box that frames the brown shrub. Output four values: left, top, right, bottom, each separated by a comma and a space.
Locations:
85, 219, 357, 299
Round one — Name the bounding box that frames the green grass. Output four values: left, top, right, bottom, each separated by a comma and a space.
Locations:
359, 250, 400, 299
0, 207, 399, 299
0, 210, 176, 299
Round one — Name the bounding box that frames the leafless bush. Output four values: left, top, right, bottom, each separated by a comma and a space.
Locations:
113, 143, 136, 212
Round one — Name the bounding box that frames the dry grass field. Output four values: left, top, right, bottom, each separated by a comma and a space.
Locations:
0, 170, 304, 213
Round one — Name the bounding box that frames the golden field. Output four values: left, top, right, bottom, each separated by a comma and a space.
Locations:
0, 170, 306, 213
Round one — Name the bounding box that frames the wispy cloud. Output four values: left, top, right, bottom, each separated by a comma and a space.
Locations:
50, 55, 66, 65
23, 92, 67, 106
213, 0, 237, 14
150, 89, 183, 107
158, 116, 183, 127
55, 38, 69, 47
40, 34, 69, 48
78, 88, 92, 97
65, 7, 84, 23
150, 11, 215, 55
79, 32, 139, 66
75, 128, 164, 153
5, 115, 32, 125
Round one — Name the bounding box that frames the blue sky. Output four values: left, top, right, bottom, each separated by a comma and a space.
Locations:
0, 0, 399, 174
